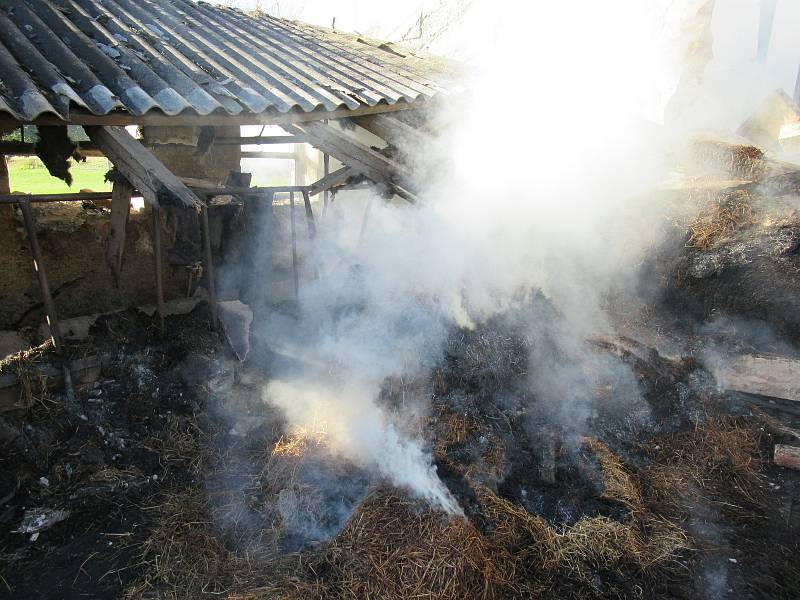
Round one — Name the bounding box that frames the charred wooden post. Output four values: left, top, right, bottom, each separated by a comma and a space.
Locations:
151, 206, 166, 330
290, 191, 299, 300
18, 199, 74, 401
301, 189, 317, 239
107, 178, 133, 287
200, 204, 218, 329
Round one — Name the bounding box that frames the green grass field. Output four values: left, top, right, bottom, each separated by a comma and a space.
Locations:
7, 157, 112, 194
8, 156, 298, 193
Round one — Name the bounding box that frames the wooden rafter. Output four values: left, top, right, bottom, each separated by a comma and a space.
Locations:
308, 166, 351, 196
85, 126, 202, 210
17, 102, 422, 128
353, 113, 430, 150
288, 121, 415, 195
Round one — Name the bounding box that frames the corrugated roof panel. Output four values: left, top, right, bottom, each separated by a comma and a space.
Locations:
0, 0, 454, 123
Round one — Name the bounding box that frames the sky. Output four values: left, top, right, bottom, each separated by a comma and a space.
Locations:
212, 1, 437, 39
210, 0, 798, 92
209, 0, 470, 54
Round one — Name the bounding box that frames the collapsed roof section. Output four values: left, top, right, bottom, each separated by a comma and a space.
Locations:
0, 0, 457, 124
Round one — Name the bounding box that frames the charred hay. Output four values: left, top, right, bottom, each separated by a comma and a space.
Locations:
655, 140, 800, 338
3, 305, 798, 599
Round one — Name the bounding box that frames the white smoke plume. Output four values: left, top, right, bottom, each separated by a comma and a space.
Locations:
258, 0, 783, 513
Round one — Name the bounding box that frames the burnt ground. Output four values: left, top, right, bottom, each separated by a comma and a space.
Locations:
0, 310, 225, 599
0, 300, 799, 599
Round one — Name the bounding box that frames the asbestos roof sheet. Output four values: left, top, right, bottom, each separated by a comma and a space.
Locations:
0, 0, 455, 122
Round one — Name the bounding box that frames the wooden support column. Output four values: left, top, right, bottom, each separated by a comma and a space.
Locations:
301, 189, 317, 239
18, 199, 74, 400
200, 204, 218, 329
87, 125, 211, 328
322, 152, 330, 218
0, 154, 8, 194
0, 153, 10, 220
290, 191, 299, 300
151, 206, 166, 330
107, 178, 133, 287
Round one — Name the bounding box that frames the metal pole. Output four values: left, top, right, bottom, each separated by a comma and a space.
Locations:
19, 199, 74, 401
290, 191, 299, 300
200, 204, 218, 329
151, 205, 165, 330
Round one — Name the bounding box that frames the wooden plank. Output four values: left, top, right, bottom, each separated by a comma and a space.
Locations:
0, 153, 9, 219
0, 139, 302, 156
301, 189, 316, 239
28, 102, 423, 127
308, 166, 351, 196
185, 183, 309, 196
107, 178, 133, 287
290, 192, 299, 300
18, 200, 65, 351
322, 152, 330, 217
774, 445, 800, 470
0, 355, 102, 412
214, 135, 306, 145
241, 151, 296, 160
288, 121, 415, 191
0, 153, 9, 194
353, 113, 430, 149
0, 191, 113, 204
0, 140, 103, 157
85, 126, 202, 210
200, 205, 218, 329
151, 206, 165, 330
18, 199, 74, 400
716, 354, 800, 401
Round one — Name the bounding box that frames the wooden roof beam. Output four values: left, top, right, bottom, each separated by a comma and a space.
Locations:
288, 121, 415, 194
352, 113, 431, 150
17, 101, 423, 127
85, 126, 203, 210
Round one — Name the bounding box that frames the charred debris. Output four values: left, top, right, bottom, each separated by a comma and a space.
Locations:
0, 3, 800, 600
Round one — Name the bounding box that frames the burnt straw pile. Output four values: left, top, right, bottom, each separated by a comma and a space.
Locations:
4, 295, 797, 599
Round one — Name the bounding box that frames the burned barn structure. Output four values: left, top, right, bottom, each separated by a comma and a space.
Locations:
2, 2, 800, 600
0, 0, 452, 390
